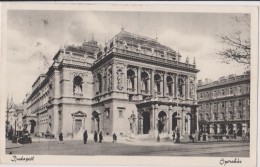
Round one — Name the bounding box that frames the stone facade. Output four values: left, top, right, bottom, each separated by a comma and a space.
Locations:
197, 72, 250, 138
23, 30, 199, 139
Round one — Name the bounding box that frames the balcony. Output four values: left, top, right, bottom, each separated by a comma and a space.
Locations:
155, 92, 162, 96
127, 88, 135, 93
141, 90, 149, 94
166, 93, 173, 96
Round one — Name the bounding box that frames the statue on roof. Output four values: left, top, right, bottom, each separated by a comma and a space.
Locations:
186, 57, 189, 64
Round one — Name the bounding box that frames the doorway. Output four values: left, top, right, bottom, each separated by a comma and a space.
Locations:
142, 112, 150, 134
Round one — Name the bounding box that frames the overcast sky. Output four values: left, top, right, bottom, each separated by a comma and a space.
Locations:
6, 10, 250, 103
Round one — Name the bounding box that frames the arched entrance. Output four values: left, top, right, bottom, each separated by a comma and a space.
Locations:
172, 112, 178, 131
220, 124, 226, 134
237, 123, 242, 136
92, 111, 100, 133
29, 120, 36, 134
213, 124, 217, 134
185, 113, 191, 134
158, 111, 167, 133
228, 124, 233, 134
142, 112, 150, 134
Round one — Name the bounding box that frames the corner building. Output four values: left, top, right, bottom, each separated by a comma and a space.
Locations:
197, 72, 250, 138
24, 31, 199, 139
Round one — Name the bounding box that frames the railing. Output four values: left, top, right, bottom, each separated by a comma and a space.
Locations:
127, 88, 135, 92
141, 90, 149, 94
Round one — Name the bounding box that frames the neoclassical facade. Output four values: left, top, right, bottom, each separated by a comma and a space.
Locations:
197, 72, 250, 138
23, 30, 199, 139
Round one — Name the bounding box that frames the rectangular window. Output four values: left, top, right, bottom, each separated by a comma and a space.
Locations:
238, 100, 242, 106
229, 101, 233, 107
230, 87, 233, 94
221, 102, 225, 108
118, 107, 125, 118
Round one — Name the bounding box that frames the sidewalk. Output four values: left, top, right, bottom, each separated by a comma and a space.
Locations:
6, 139, 23, 149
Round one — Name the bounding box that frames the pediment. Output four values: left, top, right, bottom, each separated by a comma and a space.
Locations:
71, 111, 87, 117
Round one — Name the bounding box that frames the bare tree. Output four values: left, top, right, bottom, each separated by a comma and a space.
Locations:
217, 14, 250, 68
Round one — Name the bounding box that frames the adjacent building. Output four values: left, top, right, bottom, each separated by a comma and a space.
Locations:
23, 30, 200, 139
197, 71, 250, 138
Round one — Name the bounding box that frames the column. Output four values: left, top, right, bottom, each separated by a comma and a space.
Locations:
163, 73, 167, 96
168, 105, 172, 132
123, 65, 127, 92
217, 124, 220, 134
175, 74, 178, 98
154, 104, 158, 137
150, 105, 155, 133
225, 125, 229, 134
242, 123, 248, 133
186, 76, 190, 99
194, 76, 197, 101
209, 124, 213, 134
134, 75, 137, 93
233, 123, 237, 133
112, 62, 117, 91
137, 67, 141, 94
147, 72, 151, 94
150, 70, 155, 96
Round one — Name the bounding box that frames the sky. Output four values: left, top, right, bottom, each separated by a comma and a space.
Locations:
6, 10, 250, 103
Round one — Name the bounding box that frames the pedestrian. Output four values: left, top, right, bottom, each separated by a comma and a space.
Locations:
176, 128, 180, 143
172, 131, 175, 142
233, 130, 237, 140
157, 134, 160, 142
83, 130, 88, 144
94, 131, 98, 142
113, 133, 117, 143
58, 132, 64, 144
99, 131, 103, 143
242, 130, 246, 141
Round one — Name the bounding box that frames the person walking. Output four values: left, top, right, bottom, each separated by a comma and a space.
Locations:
112, 133, 117, 143
83, 130, 88, 144
58, 132, 64, 144
99, 131, 103, 143
94, 131, 98, 142
233, 130, 237, 140
172, 131, 175, 142
157, 134, 160, 142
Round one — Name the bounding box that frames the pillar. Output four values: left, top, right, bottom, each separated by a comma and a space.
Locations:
217, 124, 220, 134
233, 123, 237, 132
225, 124, 229, 134
175, 74, 178, 98
134, 75, 137, 93
151, 70, 155, 96
154, 104, 158, 137
137, 67, 141, 94
242, 123, 248, 133
186, 76, 189, 99
169, 105, 173, 133
112, 62, 117, 91
163, 73, 167, 96
209, 124, 213, 134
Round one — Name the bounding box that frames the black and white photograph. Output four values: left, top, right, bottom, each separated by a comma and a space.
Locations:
0, 3, 258, 167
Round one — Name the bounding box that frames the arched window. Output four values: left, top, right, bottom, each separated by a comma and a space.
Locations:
107, 66, 112, 91
178, 78, 185, 98
141, 72, 149, 94
189, 80, 194, 98
154, 74, 162, 95
95, 73, 102, 94
127, 69, 135, 92
166, 76, 174, 96
73, 76, 83, 95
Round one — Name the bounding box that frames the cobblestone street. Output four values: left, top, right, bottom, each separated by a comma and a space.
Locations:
6, 139, 249, 157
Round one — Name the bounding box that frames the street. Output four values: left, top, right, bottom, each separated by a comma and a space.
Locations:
6, 139, 249, 157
